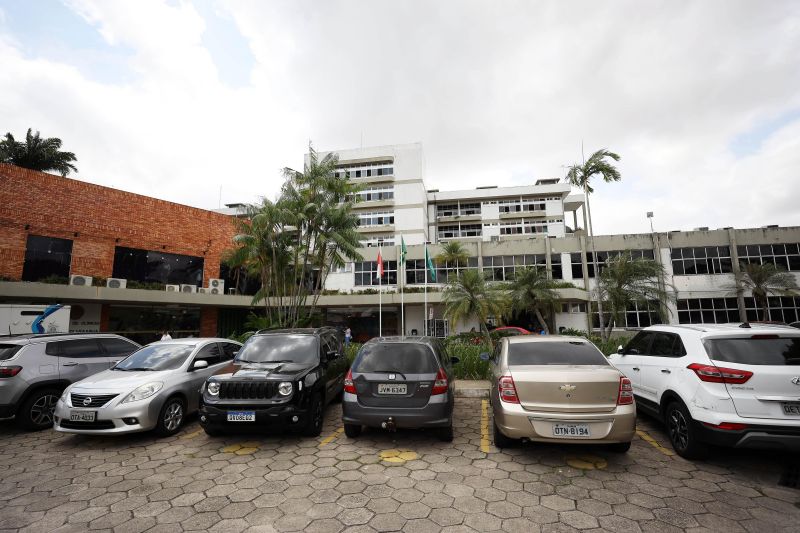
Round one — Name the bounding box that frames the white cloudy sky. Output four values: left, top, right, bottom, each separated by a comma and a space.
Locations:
1, 0, 799, 235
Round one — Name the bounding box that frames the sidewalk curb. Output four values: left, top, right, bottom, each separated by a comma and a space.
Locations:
454, 380, 491, 398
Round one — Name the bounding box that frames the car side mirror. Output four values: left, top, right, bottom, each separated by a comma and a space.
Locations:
192, 360, 209, 370
617, 345, 624, 355
232, 350, 239, 357
479, 352, 490, 362
450, 356, 460, 365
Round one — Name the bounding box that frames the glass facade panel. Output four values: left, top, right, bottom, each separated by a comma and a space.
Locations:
112, 246, 204, 285
22, 235, 73, 282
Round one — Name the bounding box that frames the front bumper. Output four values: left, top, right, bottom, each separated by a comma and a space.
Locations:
494, 401, 636, 444
199, 402, 311, 433
341, 392, 452, 429
53, 397, 161, 435
0, 403, 16, 419
694, 421, 800, 451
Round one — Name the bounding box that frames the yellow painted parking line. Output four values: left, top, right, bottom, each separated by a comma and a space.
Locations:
637, 429, 675, 456
379, 449, 418, 463
565, 454, 608, 470
480, 399, 491, 454
180, 429, 202, 440
319, 427, 343, 447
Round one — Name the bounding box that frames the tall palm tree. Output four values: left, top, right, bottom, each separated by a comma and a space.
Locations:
596, 253, 672, 341
1, 129, 78, 176
733, 262, 798, 321
507, 267, 559, 334
564, 148, 621, 335
442, 269, 509, 348
436, 241, 470, 280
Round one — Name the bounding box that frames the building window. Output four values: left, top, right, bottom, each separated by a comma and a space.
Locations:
363, 235, 395, 247
678, 296, 800, 324
570, 253, 584, 279
551, 254, 562, 279
404, 257, 477, 284
354, 260, 397, 286
671, 246, 732, 275
22, 235, 73, 282
483, 255, 548, 282
586, 249, 656, 277
592, 301, 660, 329
112, 247, 204, 285
335, 163, 393, 180
737, 243, 800, 271
357, 211, 394, 226
436, 204, 458, 217
353, 185, 394, 202
437, 223, 483, 240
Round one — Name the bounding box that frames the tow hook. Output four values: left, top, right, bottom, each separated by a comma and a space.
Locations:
381, 417, 397, 432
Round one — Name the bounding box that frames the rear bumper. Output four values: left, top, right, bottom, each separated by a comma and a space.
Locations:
341, 392, 452, 429
494, 401, 636, 444
694, 421, 800, 451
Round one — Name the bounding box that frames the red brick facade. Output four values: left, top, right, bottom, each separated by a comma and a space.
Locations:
0, 164, 237, 284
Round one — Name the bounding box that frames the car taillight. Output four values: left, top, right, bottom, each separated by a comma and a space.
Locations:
431, 368, 448, 395
0, 366, 22, 378
702, 422, 748, 431
343, 369, 356, 394
498, 375, 519, 404
687, 363, 753, 384
617, 377, 634, 405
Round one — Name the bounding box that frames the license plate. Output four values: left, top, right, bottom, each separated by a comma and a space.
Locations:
227, 411, 255, 422
377, 384, 407, 395
69, 411, 96, 422
553, 423, 590, 437
782, 403, 800, 416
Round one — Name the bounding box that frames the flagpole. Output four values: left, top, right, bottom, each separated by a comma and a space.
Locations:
399, 244, 405, 337
424, 264, 428, 337
379, 247, 383, 338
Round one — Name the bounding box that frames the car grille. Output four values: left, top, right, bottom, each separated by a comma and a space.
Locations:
71, 393, 118, 408
60, 420, 115, 430
219, 381, 277, 400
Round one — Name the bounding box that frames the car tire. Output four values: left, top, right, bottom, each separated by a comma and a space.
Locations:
344, 423, 362, 438
665, 401, 708, 459
154, 396, 185, 437
438, 424, 454, 442
609, 441, 631, 453
17, 388, 61, 431
302, 393, 324, 437
492, 419, 515, 448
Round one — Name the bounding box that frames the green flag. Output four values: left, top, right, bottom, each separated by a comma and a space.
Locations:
425, 245, 437, 282
400, 236, 407, 265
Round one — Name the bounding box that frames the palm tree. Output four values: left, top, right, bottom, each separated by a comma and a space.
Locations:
442, 269, 509, 348
564, 148, 622, 336
1, 129, 78, 176
507, 267, 559, 334
596, 253, 673, 341
436, 241, 470, 280
733, 262, 799, 321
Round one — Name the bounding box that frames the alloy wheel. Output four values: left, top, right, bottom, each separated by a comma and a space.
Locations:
668, 408, 689, 451
30, 394, 59, 426
163, 402, 184, 431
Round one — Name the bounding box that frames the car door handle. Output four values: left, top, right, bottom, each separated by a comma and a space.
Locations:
661, 369, 671, 374
62, 362, 79, 367
632, 367, 640, 371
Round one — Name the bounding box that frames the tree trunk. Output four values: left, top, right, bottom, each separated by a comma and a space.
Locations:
533, 307, 550, 334
481, 321, 494, 350
584, 185, 607, 341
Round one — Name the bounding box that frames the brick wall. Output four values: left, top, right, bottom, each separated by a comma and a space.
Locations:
200, 307, 219, 337
0, 164, 237, 284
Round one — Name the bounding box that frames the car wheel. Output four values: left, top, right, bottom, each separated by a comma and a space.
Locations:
303, 394, 324, 437
609, 441, 631, 453
17, 388, 61, 431
155, 397, 185, 437
665, 401, 708, 459
438, 424, 454, 442
344, 423, 362, 438
492, 419, 515, 448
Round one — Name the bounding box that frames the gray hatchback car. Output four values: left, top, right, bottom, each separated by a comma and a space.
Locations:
342, 337, 458, 441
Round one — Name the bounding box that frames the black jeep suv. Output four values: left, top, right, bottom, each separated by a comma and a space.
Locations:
198, 327, 347, 437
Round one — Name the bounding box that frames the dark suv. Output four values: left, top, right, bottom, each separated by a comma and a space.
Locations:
198, 327, 347, 437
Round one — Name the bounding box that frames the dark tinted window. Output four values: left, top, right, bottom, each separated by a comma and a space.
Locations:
47, 339, 104, 357
649, 333, 677, 357
220, 343, 240, 360
353, 343, 439, 374
704, 336, 800, 366
195, 343, 222, 365
98, 338, 138, 356
508, 341, 609, 366
115, 344, 194, 371
0, 344, 22, 361
22, 235, 73, 282
112, 246, 204, 285
235, 335, 319, 364
623, 331, 655, 355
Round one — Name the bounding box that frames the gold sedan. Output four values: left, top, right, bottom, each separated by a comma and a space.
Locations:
482, 336, 635, 452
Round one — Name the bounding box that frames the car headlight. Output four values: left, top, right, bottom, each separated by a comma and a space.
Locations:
122, 382, 163, 403
207, 381, 220, 396
278, 382, 293, 396
60, 387, 71, 405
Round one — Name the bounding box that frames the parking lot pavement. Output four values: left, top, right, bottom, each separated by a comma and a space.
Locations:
0, 398, 798, 533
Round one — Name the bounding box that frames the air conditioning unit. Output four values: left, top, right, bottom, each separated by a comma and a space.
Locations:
165, 284, 180, 292
180, 284, 197, 293
106, 278, 127, 289
208, 279, 225, 295
198, 287, 208, 294
69, 275, 92, 286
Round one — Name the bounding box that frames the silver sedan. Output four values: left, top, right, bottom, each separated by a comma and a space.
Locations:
53, 338, 241, 436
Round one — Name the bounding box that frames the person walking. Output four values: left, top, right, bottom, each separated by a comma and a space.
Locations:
344, 327, 352, 347
160, 330, 172, 341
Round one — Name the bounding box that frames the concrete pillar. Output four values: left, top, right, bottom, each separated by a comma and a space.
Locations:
728, 228, 748, 322
100, 304, 111, 332
545, 237, 553, 280
200, 307, 219, 337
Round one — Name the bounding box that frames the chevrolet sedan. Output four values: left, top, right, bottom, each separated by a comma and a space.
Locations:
53, 338, 241, 436
482, 336, 635, 452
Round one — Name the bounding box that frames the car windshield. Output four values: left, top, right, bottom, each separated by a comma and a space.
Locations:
114, 344, 194, 371
235, 334, 319, 365
704, 336, 800, 365
353, 343, 438, 374
508, 341, 609, 366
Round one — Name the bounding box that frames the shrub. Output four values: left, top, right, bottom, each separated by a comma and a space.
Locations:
448, 342, 492, 380
558, 328, 630, 356
38, 275, 69, 285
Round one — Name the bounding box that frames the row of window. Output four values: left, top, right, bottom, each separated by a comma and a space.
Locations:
357, 211, 395, 226
499, 219, 552, 235
499, 200, 546, 214
592, 301, 661, 329
569, 249, 656, 279
671, 246, 733, 275
736, 243, 800, 272
363, 235, 395, 247
482, 254, 561, 282
677, 297, 800, 324
436, 203, 481, 217
438, 224, 482, 239
334, 165, 393, 179
353, 186, 394, 202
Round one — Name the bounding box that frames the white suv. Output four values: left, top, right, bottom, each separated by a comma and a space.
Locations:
609, 324, 800, 459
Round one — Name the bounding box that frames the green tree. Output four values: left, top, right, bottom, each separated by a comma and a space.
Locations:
1, 128, 78, 176
442, 269, 509, 348
564, 148, 621, 335
435, 241, 470, 280
596, 253, 673, 341
507, 267, 559, 334
732, 262, 799, 321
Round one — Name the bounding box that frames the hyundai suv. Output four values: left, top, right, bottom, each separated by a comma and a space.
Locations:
0, 333, 140, 430
199, 327, 347, 437
609, 324, 800, 458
